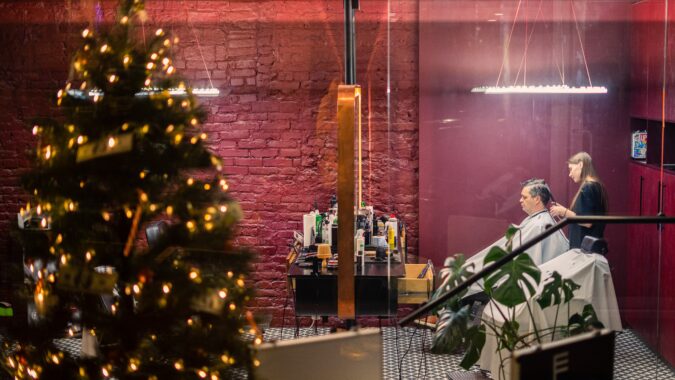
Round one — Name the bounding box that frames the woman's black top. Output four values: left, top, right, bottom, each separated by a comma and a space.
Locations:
569, 181, 607, 249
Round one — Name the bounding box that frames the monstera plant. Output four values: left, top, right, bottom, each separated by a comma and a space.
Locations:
431, 226, 603, 377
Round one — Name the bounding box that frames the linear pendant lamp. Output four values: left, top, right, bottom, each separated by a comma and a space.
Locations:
66, 4, 220, 99
471, 0, 607, 95
471, 85, 607, 94
67, 87, 220, 99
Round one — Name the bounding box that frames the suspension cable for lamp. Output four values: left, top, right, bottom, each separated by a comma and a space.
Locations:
553, 37, 564, 84
183, 1, 216, 92
570, 0, 593, 87
553, 53, 564, 84
513, 0, 544, 86
561, 36, 565, 84
496, 0, 523, 86
473, 0, 608, 94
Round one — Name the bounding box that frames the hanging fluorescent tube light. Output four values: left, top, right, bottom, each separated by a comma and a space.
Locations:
190, 88, 220, 97
471, 85, 607, 94
136, 87, 220, 97
473, 1, 607, 96
67, 87, 220, 99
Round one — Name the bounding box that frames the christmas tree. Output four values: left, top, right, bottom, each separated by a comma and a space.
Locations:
3, 0, 258, 378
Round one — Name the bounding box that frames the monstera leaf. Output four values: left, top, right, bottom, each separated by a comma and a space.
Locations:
496, 319, 521, 352
430, 225, 592, 373
435, 254, 473, 292
432, 306, 486, 370
568, 304, 604, 335
483, 246, 541, 307
459, 325, 486, 370
431, 305, 472, 354
432, 254, 474, 306
537, 271, 581, 309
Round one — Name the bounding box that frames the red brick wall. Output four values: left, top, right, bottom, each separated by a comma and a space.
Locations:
0, 0, 419, 325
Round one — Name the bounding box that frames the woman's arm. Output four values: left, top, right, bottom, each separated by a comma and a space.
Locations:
549, 202, 568, 218
551, 205, 592, 228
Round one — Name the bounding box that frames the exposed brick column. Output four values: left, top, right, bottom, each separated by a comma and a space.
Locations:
0, 0, 419, 326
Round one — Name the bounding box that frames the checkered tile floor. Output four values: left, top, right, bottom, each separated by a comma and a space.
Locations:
17, 327, 675, 379
263, 325, 485, 379
614, 330, 675, 380
266, 326, 675, 379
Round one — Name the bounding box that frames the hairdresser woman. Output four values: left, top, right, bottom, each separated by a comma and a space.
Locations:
550, 152, 609, 249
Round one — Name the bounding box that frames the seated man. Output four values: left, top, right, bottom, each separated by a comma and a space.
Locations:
463, 179, 569, 294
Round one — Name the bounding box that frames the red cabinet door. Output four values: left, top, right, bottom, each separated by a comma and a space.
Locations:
625, 164, 646, 336
658, 170, 675, 365
623, 164, 642, 326
625, 163, 660, 349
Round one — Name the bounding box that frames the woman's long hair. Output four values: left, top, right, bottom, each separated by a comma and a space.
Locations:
568, 152, 609, 213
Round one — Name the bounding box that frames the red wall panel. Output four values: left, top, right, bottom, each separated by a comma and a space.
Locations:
630, 2, 652, 118
658, 169, 675, 362
419, 1, 631, 270
630, 0, 675, 122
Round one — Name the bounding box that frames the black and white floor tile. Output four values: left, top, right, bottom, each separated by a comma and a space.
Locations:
18, 326, 675, 379
614, 330, 675, 380
265, 326, 675, 379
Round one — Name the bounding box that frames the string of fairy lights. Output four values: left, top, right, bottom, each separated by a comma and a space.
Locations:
6, 2, 261, 379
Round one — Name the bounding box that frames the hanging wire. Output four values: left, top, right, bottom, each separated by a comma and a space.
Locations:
562, 33, 565, 84
513, 0, 544, 86
486, 0, 605, 93
183, 1, 216, 91
553, 29, 565, 85
496, 0, 523, 86
553, 51, 564, 84
570, 0, 593, 87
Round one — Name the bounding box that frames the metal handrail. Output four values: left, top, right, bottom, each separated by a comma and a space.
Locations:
398, 215, 675, 326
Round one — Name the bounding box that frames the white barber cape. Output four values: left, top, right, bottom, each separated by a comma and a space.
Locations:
478, 249, 623, 379
463, 210, 569, 296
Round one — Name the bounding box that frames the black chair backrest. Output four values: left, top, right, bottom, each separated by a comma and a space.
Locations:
580, 236, 608, 255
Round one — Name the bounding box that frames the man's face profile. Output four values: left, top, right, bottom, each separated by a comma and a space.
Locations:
520, 186, 540, 215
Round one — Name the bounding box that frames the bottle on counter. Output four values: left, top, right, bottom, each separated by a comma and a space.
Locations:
303, 211, 315, 247
314, 211, 323, 243
387, 224, 395, 252
385, 214, 398, 251
322, 218, 332, 246
377, 219, 385, 236
354, 229, 365, 258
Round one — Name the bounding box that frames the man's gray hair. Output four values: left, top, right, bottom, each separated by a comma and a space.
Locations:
521, 178, 552, 205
